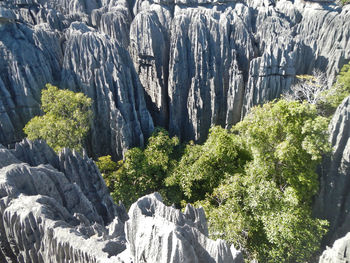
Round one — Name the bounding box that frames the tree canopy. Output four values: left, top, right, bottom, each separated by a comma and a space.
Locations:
97, 128, 182, 208
199, 100, 330, 262
24, 84, 92, 152
97, 99, 331, 262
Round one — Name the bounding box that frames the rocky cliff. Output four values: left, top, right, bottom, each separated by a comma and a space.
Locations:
314, 95, 350, 250
0, 139, 243, 262
0, 0, 349, 158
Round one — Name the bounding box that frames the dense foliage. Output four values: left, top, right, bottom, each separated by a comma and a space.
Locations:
24, 84, 92, 152
321, 61, 350, 111
165, 127, 250, 203
95, 61, 350, 263
96, 128, 182, 208
95, 155, 119, 190
199, 100, 330, 262
98, 99, 331, 262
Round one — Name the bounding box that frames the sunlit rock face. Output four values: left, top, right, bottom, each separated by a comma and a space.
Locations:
319, 233, 350, 263
0, 139, 128, 263
0, 139, 243, 263
0, 0, 349, 156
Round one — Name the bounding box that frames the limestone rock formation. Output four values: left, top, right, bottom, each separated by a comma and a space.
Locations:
126, 193, 243, 263
61, 21, 153, 158
314, 96, 350, 246
319, 233, 350, 263
1, 0, 350, 157
0, 21, 62, 146
0, 139, 242, 262
0, 140, 128, 262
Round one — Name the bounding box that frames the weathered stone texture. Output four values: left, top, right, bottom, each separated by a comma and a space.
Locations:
1, 0, 350, 157
0, 140, 242, 263
314, 96, 350, 246
0, 140, 128, 262
126, 193, 243, 263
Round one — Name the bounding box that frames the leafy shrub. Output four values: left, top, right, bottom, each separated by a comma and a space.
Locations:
200, 100, 330, 262
24, 84, 92, 152
95, 155, 119, 190
166, 126, 250, 203
108, 128, 182, 208
321, 61, 350, 112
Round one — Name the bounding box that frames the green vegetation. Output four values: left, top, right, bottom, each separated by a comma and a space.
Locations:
24, 84, 92, 152
321, 62, 350, 112
96, 128, 182, 208
97, 100, 331, 262
96, 155, 119, 190
165, 127, 250, 203
96, 63, 350, 261
48, 62, 350, 262
198, 100, 330, 262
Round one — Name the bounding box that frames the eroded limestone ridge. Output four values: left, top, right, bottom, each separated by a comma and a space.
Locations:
0, 139, 243, 263
0, 0, 349, 158
314, 95, 350, 252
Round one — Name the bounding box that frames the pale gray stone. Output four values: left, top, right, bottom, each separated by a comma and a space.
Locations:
1, 0, 350, 158
0, 140, 244, 263
319, 233, 350, 263
126, 193, 244, 263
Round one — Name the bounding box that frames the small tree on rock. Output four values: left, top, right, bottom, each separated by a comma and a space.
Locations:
24, 84, 92, 152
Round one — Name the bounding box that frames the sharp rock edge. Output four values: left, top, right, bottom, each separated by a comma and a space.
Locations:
0, 139, 243, 263
314, 95, 350, 262
0, 0, 350, 157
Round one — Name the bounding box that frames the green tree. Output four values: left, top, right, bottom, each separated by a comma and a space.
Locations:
111, 128, 181, 208
235, 100, 330, 202
323, 62, 350, 109
95, 155, 119, 190
24, 84, 92, 152
94, 99, 332, 262
200, 100, 330, 262
166, 126, 250, 203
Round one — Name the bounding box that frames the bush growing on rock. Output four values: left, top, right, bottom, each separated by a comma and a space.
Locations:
95, 155, 120, 190
104, 128, 182, 208
285, 62, 350, 116
321, 61, 350, 112
284, 71, 328, 105
24, 84, 92, 152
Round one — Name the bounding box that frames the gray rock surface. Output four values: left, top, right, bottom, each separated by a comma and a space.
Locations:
0, 22, 62, 146
314, 96, 350, 246
61, 21, 153, 158
0, 139, 242, 262
319, 233, 350, 263
0, 140, 128, 262
0, 0, 154, 159
1, 0, 349, 156
0, 0, 344, 153
126, 193, 243, 263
